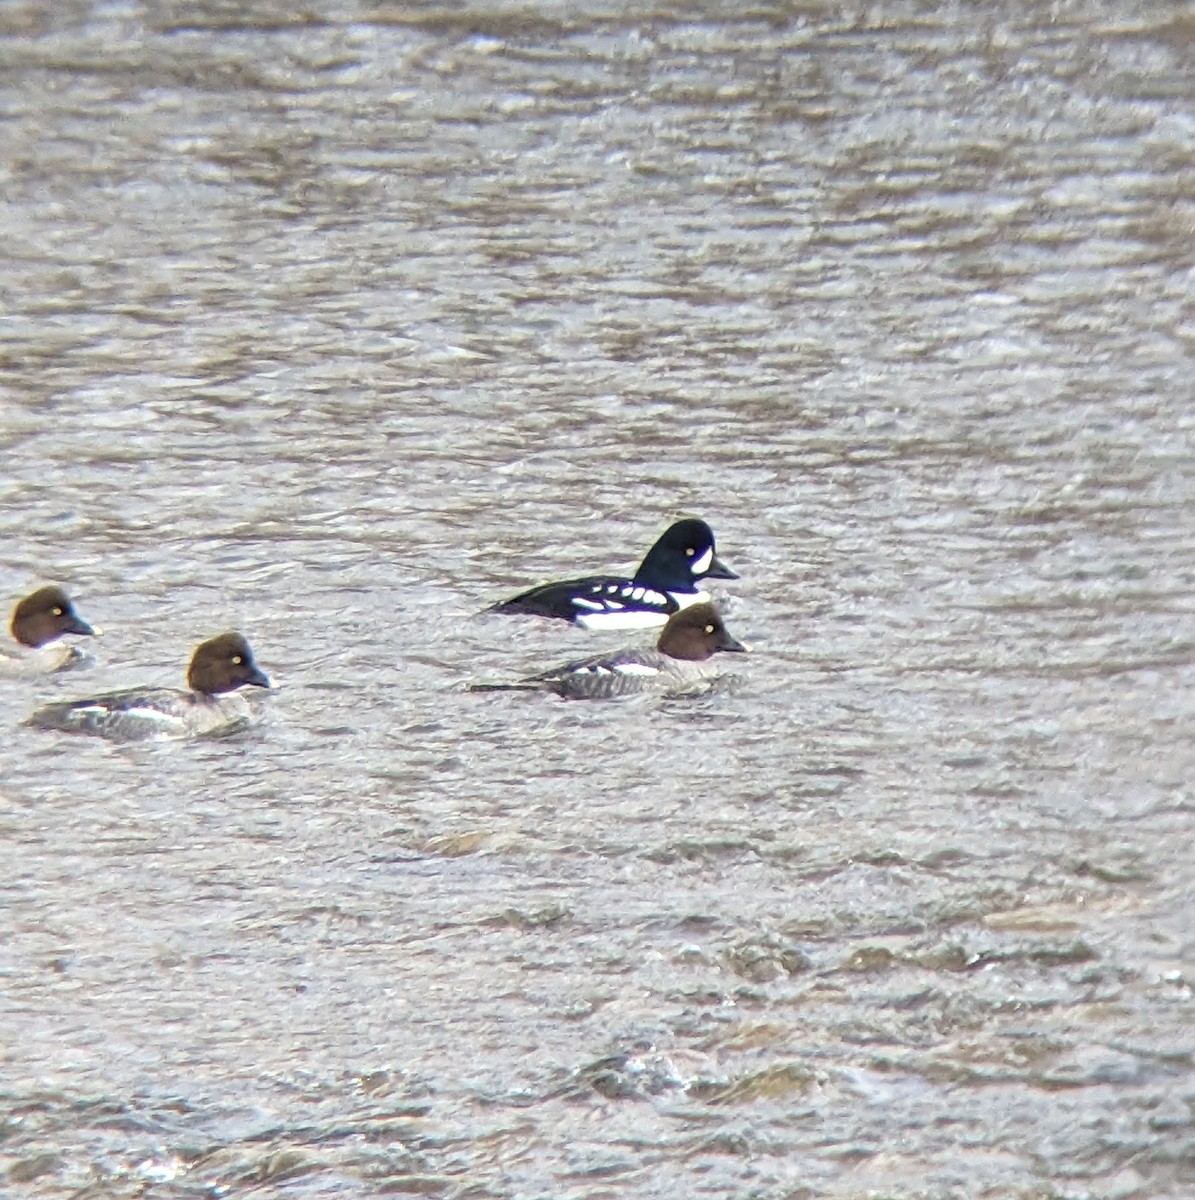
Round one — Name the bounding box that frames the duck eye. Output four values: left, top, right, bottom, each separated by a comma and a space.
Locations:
705, 624, 715, 634
52, 607, 63, 616
686, 547, 695, 556
232, 655, 243, 665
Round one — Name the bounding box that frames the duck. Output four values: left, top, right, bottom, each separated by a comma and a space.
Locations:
487, 518, 738, 631
0, 585, 96, 675
472, 602, 747, 700
27, 632, 271, 741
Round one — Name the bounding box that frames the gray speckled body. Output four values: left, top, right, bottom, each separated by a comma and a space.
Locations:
529, 646, 721, 699
27, 688, 254, 741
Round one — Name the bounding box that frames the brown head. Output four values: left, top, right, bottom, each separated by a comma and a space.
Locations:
9, 586, 95, 648
186, 632, 271, 696
655, 602, 748, 662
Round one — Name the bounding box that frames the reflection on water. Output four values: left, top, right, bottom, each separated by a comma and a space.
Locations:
3, 1, 1195, 1196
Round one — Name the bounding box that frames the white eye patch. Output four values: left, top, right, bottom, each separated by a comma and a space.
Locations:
691, 547, 713, 575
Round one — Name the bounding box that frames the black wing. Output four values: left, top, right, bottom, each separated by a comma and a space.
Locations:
487, 575, 677, 623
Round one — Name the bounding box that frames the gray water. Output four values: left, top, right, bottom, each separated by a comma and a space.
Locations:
2, 2, 1195, 1196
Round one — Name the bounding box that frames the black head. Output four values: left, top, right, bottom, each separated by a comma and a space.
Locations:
187, 632, 271, 696
9, 585, 95, 648
656, 602, 748, 662
635, 519, 738, 589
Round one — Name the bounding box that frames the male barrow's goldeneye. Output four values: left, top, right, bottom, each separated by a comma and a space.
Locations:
487, 518, 739, 631
0, 585, 95, 675
27, 632, 271, 741
472, 602, 747, 700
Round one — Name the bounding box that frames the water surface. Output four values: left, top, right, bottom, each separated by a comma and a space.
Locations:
2, 2, 1194, 1197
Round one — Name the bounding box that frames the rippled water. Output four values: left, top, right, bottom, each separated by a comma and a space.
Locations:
3, 2, 1195, 1196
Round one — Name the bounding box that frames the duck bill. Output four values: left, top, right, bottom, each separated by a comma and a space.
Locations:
706, 554, 738, 581
64, 614, 95, 637
244, 666, 272, 689
718, 632, 749, 653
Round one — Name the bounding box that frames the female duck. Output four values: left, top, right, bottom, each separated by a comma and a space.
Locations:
1, 585, 95, 675
28, 632, 271, 741
473, 602, 747, 700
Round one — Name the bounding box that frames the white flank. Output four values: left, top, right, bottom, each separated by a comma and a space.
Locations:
572, 597, 606, 612
672, 590, 710, 610
578, 609, 669, 632
614, 662, 659, 677
125, 708, 185, 728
